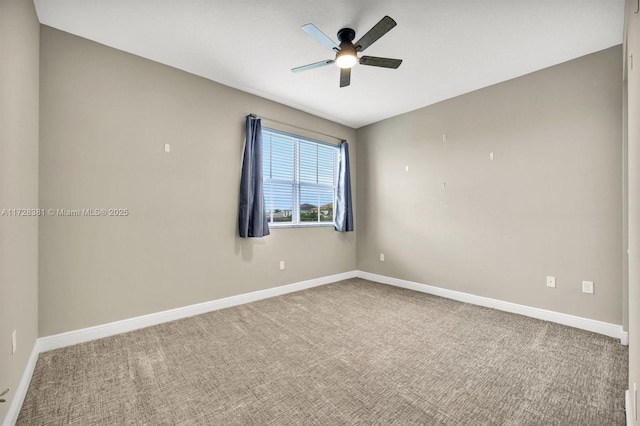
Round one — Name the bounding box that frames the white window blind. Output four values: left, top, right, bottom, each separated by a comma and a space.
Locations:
262, 128, 338, 226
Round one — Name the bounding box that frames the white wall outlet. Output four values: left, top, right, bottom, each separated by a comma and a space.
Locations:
582, 280, 594, 294
379, 253, 385, 262
164, 143, 171, 153
12, 330, 16, 355
489, 152, 494, 160
442, 134, 447, 142
279, 260, 285, 270
405, 165, 409, 172
546, 276, 556, 288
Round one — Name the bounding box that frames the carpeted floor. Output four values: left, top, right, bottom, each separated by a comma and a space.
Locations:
18, 278, 628, 425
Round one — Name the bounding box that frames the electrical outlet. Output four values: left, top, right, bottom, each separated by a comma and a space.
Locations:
12, 330, 16, 355
546, 276, 556, 288
379, 253, 385, 262
582, 281, 594, 294
279, 260, 285, 270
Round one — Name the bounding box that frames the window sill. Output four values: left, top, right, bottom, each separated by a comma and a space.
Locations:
269, 223, 335, 229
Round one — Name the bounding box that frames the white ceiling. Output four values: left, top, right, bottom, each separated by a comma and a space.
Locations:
34, 0, 624, 129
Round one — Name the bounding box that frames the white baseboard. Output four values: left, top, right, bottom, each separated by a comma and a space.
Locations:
356, 270, 626, 343
621, 331, 629, 346
627, 389, 633, 426
3, 341, 40, 426
38, 271, 356, 353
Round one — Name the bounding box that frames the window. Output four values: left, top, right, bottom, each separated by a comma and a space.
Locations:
262, 128, 338, 226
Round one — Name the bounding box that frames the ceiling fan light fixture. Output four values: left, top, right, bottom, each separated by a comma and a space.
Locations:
336, 50, 357, 69
293, 17, 400, 86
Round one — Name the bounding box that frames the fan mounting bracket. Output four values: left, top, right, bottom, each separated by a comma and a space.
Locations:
337, 28, 356, 43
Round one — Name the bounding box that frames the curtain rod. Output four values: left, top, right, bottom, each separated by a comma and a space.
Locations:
247, 114, 345, 143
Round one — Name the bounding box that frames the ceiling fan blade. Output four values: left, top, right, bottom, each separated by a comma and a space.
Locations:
291, 59, 335, 73
340, 68, 351, 87
301, 24, 340, 52
359, 56, 402, 69
354, 16, 397, 52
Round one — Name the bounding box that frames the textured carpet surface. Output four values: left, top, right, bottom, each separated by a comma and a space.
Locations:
18, 279, 628, 425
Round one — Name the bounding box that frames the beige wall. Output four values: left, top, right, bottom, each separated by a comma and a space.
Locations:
357, 46, 623, 325
38, 26, 356, 337
626, 0, 639, 422
0, 0, 40, 421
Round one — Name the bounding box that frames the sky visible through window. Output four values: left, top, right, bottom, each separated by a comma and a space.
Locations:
263, 128, 337, 224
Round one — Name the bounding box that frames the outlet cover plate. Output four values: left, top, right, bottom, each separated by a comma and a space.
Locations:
546, 276, 556, 288
582, 280, 594, 294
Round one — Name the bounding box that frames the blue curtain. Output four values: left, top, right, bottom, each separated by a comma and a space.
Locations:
238, 115, 270, 238
335, 141, 354, 232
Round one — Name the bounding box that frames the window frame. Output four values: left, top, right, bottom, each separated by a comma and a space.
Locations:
262, 127, 338, 228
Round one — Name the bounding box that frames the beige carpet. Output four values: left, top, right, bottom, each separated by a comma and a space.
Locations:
18, 278, 628, 425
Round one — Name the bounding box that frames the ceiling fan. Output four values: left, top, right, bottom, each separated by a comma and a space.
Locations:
291, 16, 403, 88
